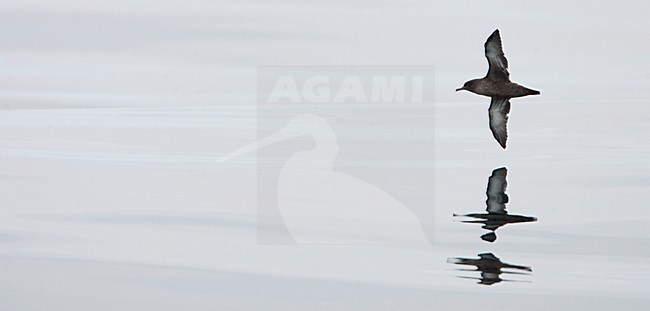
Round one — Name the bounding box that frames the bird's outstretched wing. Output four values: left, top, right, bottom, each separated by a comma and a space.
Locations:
486, 167, 508, 214
488, 97, 511, 149
484, 29, 510, 81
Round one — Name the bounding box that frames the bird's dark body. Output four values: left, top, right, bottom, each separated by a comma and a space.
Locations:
463, 79, 540, 98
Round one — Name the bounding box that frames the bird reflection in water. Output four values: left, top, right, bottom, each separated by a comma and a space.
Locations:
447, 253, 532, 285
454, 167, 537, 242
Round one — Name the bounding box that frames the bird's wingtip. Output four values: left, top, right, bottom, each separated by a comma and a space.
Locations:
486, 29, 502, 45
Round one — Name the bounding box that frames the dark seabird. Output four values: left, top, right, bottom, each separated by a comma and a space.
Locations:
453, 167, 537, 242
456, 29, 540, 148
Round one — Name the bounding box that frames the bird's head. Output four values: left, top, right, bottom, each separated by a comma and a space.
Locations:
456, 79, 479, 92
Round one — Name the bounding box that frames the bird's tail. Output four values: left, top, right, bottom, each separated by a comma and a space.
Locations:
524, 87, 540, 96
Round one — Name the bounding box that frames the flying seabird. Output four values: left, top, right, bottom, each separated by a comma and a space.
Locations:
456, 29, 540, 149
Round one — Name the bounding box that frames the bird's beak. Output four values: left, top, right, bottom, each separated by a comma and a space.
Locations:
455, 87, 464, 92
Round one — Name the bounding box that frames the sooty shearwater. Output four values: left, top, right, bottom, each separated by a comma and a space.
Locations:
456, 29, 540, 149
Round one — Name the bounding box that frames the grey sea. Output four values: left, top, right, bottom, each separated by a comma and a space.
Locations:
1, 1, 648, 310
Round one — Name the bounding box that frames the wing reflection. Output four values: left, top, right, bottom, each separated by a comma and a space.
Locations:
447, 253, 532, 285
454, 167, 537, 242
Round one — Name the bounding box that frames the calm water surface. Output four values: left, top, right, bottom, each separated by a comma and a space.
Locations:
1, 1, 649, 310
